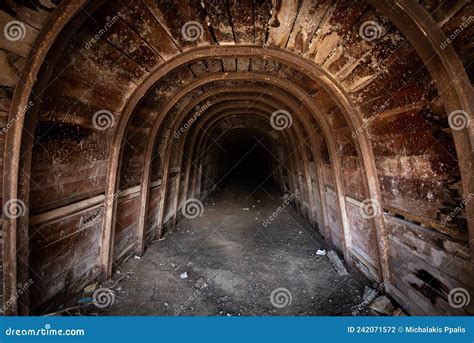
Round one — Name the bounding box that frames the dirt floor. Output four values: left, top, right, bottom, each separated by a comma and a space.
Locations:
61, 169, 375, 316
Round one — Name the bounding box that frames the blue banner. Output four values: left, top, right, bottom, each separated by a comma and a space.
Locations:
0, 317, 472, 343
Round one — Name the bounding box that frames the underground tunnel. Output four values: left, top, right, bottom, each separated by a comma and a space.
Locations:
0, 0, 473, 317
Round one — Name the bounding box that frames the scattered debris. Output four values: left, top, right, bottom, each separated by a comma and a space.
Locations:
316, 249, 326, 256
180, 272, 188, 279
327, 250, 349, 276
369, 295, 395, 315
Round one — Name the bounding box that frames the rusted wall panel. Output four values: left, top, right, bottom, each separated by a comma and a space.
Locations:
385, 214, 473, 315
345, 201, 379, 275
29, 205, 102, 309
326, 188, 343, 252
114, 195, 140, 264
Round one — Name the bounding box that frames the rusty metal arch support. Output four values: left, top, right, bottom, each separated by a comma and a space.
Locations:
183, 104, 326, 244
152, 97, 314, 239
186, 112, 313, 218
157, 91, 320, 230
132, 73, 359, 282
133, 81, 325, 255
172, 94, 322, 227
140, 89, 329, 255
103, 47, 390, 286
176, 113, 298, 228
1, 0, 90, 315
182, 110, 304, 210
370, 0, 474, 284
2, 0, 471, 317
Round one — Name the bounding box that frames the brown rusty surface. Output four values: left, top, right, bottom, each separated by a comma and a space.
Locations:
1, 0, 472, 316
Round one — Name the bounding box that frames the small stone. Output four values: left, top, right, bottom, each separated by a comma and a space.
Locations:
369, 296, 395, 316
327, 250, 348, 276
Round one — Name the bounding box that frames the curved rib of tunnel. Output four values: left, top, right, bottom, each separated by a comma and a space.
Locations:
0, 0, 473, 316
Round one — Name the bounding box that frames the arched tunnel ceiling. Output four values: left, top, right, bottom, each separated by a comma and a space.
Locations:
0, 0, 472, 316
